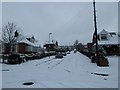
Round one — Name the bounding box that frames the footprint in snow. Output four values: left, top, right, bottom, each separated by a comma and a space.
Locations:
65, 69, 71, 72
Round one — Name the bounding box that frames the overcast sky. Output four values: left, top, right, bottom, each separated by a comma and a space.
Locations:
2, 2, 118, 46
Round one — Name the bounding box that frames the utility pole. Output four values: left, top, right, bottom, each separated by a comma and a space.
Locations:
93, 0, 99, 64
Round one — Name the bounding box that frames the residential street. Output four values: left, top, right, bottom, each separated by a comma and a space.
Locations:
0, 1, 119, 89
1, 51, 118, 88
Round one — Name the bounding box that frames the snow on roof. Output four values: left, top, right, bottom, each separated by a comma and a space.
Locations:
45, 40, 56, 45
16, 34, 39, 47
98, 29, 109, 35
17, 38, 40, 47
98, 34, 120, 45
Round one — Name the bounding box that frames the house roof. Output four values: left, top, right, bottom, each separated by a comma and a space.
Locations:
98, 29, 109, 35
16, 34, 40, 47
17, 38, 40, 47
45, 40, 56, 45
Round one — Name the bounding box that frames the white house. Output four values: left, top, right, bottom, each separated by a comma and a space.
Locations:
97, 29, 120, 55
98, 29, 119, 45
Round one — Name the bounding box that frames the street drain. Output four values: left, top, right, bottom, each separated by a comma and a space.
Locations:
23, 82, 34, 86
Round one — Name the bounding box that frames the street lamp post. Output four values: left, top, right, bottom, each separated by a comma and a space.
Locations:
49, 33, 52, 43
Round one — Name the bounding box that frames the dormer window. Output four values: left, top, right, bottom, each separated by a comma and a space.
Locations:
101, 34, 108, 40
98, 29, 109, 41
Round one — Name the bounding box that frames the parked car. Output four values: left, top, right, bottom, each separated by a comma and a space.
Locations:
62, 52, 67, 56
67, 51, 70, 54
55, 52, 63, 58
8, 54, 21, 64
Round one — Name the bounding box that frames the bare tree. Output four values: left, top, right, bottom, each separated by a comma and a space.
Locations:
2, 22, 21, 54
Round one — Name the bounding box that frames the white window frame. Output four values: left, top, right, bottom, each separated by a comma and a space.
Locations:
100, 34, 108, 40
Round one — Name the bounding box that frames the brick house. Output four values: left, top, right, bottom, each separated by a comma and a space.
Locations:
43, 40, 58, 52
0, 35, 41, 54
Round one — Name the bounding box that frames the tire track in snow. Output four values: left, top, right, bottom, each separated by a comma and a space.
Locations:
35, 58, 55, 66
38, 81, 49, 88
48, 59, 63, 70
64, 69, 71, 73
58, 82, 72, 88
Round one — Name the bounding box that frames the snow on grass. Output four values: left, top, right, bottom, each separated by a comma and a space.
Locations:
1, 51, 118, 88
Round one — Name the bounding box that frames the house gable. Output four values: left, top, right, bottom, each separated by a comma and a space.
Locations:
98, 29, 109, 41
26, 35, 36, 43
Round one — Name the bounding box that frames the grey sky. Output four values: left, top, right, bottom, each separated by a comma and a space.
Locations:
2, 2, 118, 46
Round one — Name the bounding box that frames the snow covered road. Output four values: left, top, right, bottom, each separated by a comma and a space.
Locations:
1, 51, 118, 88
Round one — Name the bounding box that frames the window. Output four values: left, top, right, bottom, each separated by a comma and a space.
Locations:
12, 44, 18, 53
25, 45, 32, 51
33, 47, 38, 52
101, 34, 108, 40
0, 44, 4, 52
